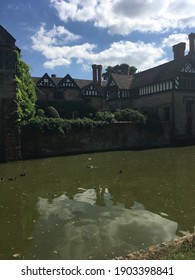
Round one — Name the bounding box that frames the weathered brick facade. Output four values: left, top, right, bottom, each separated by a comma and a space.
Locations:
0, 25, 21, 162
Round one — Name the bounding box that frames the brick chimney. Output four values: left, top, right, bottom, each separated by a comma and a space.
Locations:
97, 65, 102, 86
188, 33, 195, 53
172, 42, 186, 60
92, 64, 97, 84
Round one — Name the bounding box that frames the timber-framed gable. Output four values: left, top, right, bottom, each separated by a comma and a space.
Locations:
36, 73, 56, 88
58, 74, 78, 89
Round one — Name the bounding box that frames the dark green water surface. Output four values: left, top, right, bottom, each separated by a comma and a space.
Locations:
0, 147, 195, 259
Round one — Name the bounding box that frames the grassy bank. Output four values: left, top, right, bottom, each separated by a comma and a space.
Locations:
117, 234, 195, 260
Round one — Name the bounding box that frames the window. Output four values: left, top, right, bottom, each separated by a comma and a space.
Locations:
180, 77, 195, 90
186, 100, 193, 115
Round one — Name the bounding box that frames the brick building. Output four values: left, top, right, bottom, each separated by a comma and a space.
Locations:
2, 24, 195, 144
33, 64, 106, 111
0, 25, 21, 161
106, 33, 195, 138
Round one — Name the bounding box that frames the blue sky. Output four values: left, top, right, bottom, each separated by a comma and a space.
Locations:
1, 0, 195, 80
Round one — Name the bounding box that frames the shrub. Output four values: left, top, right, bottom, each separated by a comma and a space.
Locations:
20, 117, 109, 136
45, 106, 60, 118
114, 108, 146, 123
94, 110, 116, 123
36, 109, 45, 117
36, 100, 96, 119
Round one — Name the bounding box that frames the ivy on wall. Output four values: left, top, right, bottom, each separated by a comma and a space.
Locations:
15, 52, 37, 122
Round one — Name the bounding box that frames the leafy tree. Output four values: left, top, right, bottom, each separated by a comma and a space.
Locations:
15, 52, 37, 122
102, 64, 137, 80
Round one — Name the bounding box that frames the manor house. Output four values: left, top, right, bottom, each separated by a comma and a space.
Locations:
1, 24, 195, 141
34, 33, 195, 138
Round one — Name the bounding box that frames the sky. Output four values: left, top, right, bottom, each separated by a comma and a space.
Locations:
1, 0, 195, 80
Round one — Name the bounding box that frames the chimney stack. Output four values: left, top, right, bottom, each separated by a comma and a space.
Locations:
92, 64, 97, 84
188, 33, 195, 53
172, 42, 186, 60
97, 65, 102, 86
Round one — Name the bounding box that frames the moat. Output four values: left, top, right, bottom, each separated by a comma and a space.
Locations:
0, 146, 195, 259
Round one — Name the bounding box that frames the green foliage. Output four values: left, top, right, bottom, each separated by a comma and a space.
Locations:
45, 106, 60, 118
36, 100, 96, 119
15, 52, 37, 121
114, 108, 146, 123
36, 109, 45, 117
102, 64, 137, 80
94, 110, 116, 123
21, 117, 108, 136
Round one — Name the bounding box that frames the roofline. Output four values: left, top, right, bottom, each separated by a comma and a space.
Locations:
0, 24, 16, 43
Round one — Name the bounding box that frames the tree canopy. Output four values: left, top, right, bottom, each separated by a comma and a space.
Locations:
102, 64, 137, 80
15, 52, 37, 122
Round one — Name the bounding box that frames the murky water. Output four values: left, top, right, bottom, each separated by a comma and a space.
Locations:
0, 146, 195, 259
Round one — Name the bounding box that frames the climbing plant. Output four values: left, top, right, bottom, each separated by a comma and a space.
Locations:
15, 52, 37, 122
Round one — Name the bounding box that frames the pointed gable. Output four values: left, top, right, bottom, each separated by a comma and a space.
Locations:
82, 83, 101, 96
132, 56, 192, 89
36, 73, 56, 87
107, 76, 116, 87
58, 74, 78, 88
0, 25, 16, 45
181, 62, 195, 73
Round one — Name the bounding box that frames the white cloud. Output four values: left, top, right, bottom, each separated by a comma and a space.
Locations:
31, 24, 96, 69
49, 0, 97, 22
49, 0, 195, 35
162, 33, 189, 51
31, 24, 167, 71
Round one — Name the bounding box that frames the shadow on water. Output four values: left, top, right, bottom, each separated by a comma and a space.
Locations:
0, 146, 195, 259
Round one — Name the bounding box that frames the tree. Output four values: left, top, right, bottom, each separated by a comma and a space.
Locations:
15, 52, 37, 122
102, 64, 137, 80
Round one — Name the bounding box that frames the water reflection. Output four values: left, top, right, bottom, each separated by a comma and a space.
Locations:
24, 190, 178, 260
0, 146, 195, 259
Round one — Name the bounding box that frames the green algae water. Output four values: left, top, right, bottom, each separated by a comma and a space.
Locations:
0, 146, 195, 259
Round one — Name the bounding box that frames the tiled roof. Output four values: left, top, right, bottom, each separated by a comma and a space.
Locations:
132, 54, 195, 88
112, 74, 134, 89
32, 53, 195, 92
32, 76, 107, 89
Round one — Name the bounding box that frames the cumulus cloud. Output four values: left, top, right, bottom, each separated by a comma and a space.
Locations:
31, 24, 167, 71
49, 0, 195, 34
31, 24, 96, 68
162, 33, 189, 50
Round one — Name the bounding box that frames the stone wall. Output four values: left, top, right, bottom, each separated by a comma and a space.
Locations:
1, 99, 21, 162
21, 123, 171, 160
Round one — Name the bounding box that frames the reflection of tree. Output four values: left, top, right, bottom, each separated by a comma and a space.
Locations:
95, 187, 105, 207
